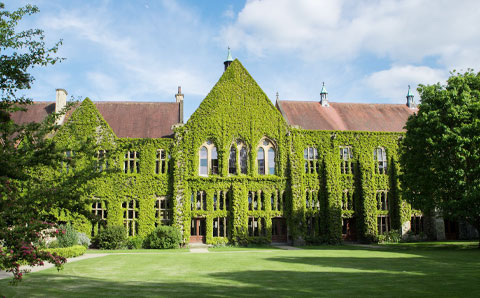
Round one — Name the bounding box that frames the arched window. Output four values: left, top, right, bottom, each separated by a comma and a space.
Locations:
257, 138, 276, 175
211, 146, 218, 174
199, 147, 208, 175
268, 148, 275, 174
228, 146, 236, 174
199, 141, 218, 176
257, 148, 265, 175
240, 147, 248, 174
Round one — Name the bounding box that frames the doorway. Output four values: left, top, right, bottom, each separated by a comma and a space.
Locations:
190, 218, 206, 243
272, 217, 287, 243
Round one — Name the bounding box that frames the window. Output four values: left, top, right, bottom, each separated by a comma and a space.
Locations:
216, 190, 230, 211
193, 191, 207, 211
63, 150, 75, 173
342, 190, 355, 211
374, 148, 387, 174
155, 196, 171, 226
229, 141, 248, 175
228, 146, 236, 174
376, 191, 388, 210
199, 141, 218, 176
248, 191, 263, 211
270, 190, 284, 211
213, 217, 228, 237
156, 149, 167, 174
340, 147, 354, 174
96, 150, 108, 172
410, 215, 424, 235
122, 200, 139, 236
377, 215, 390, 235
91, 199, 107, 236
305, 190, 320, 210
307, 216, 317, 236
200, 147, 208, 175
248, 217, 266, 236
257, 138, 276, 175
240, 146, 248, 174
304, 147, 319, 174
124, 151, 140, 173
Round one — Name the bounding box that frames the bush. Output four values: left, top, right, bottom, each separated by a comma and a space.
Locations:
144, 226, 182, 249
42, 245, 86, 258
57, 223, 79, 248
126, 236, 144, 249
77, 232, 91, 248
378, 230, 401, 243
93, 226, 127, 249
47, 240, 59, 248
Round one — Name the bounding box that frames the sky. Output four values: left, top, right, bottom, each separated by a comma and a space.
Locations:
6, 0, 480, 120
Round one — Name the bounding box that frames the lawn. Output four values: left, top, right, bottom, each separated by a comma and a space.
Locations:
1, 242, 479, 297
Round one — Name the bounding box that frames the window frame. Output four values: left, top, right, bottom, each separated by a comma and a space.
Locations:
122, 199, 139, 236
124, 151, 140, 174
199, 141, 218, 176
339, 146, 354, 174
154, 196, 171, 226
256, 137, 276, 175
304, 147, 319, 174
374, 147, 388, 174
155, 149, 167, 174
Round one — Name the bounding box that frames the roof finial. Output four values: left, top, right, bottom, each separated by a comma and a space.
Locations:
320, 82, 329, 107
406, 85, 415, 108
224, 47, 233, 71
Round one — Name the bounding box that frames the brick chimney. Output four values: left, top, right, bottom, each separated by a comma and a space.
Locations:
175, 86, 184, 124
55, 88, 68, 124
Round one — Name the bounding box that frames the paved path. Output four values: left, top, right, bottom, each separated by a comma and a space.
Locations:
0, 253, 108, 280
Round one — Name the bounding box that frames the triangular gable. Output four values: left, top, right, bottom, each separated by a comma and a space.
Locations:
55, 98, 116, 148
186, 59, 287, 149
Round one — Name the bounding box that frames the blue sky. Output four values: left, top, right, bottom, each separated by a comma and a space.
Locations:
6, 0, 480, 120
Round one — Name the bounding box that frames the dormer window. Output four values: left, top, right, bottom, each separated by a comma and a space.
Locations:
199, 140, 218, 176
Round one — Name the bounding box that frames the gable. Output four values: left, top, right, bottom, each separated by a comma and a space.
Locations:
186, 59, 288, 149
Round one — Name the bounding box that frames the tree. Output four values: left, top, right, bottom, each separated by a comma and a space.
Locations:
400, 70, 480, 247
0, 3, 92, 283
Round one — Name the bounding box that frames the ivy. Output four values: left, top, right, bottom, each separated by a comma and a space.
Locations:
46, 60, 414, 245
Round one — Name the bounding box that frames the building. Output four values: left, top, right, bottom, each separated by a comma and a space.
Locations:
14, 57, 471, 244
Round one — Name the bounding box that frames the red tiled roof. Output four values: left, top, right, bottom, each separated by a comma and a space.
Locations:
277, 100, 416, 132
94, 102, 180, 138
11, 101, 180, 138
10, 102, 55, 125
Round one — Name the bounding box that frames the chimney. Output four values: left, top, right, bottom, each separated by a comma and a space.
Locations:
320, 82, 329, 107
406, 85, 415, 108
55, 88, 68, 125
224, 47, 233, 71
175, 86, 184, 124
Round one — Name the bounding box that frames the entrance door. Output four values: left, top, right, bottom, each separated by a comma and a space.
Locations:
190, 218, 206, 243
342, 218, 357, 241
272, 217, 287, 243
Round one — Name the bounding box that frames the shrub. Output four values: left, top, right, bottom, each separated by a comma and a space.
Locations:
47, 240, 59, 248
144, 226, 182, 249
378, 230, 401, 243
126, 236, 144, 249
57, 223, 79, 248
77, 232, 91, 248
93, 226, 127, 249
42, 245, 86, 258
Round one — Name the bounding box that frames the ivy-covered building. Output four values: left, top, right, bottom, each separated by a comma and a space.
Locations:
14, 57, 438, 245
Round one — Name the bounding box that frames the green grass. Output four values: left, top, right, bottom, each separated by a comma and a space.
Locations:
1, 242, 479, 297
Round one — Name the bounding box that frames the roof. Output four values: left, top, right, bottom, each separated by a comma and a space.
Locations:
10, 102, 55, 125
94, 102, 179, 138
277, 100, 416, 132
11, 101, 180, 138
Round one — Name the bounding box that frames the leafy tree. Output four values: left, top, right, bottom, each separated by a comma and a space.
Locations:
400, 70, 480, 247
0, 3, 96, 283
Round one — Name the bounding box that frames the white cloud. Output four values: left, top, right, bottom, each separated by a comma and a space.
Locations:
365, 65, 447, 101
223, 0, 480, 70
